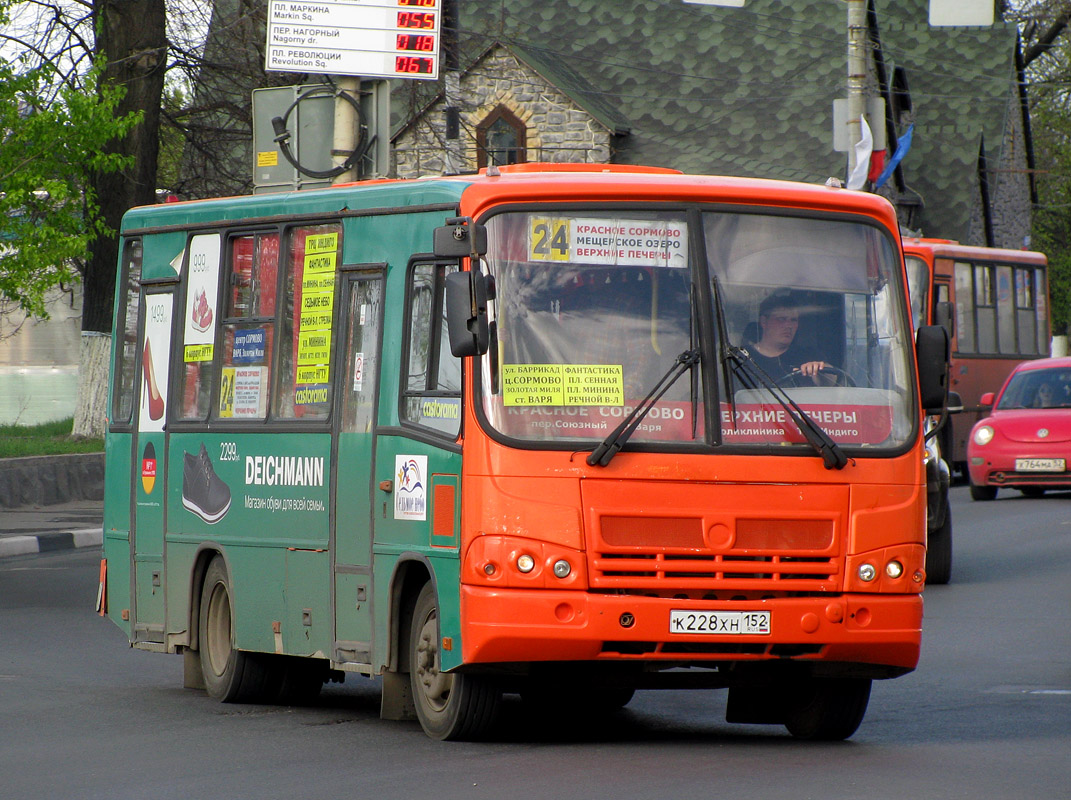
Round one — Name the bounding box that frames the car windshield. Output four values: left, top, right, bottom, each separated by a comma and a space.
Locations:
996, 367, 1071, 410
477, 208, 915, 452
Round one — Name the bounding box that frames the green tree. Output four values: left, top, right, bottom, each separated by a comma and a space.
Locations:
0, 52, 135, 320
1011, 1, 1071, 335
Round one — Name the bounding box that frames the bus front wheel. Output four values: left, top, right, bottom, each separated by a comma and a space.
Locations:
198, 557, 273, 703
783, 677, 871, 741
409, 583, 500, 740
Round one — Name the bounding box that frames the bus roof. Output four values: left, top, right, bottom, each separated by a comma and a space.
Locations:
902, 237, 1047, 266
121, 163, 901, 235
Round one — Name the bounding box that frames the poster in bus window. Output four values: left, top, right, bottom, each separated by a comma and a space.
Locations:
140, 294, 173, 433
219, 366, 267, 418
296, 231, 338, 404
184, 234, 221, 363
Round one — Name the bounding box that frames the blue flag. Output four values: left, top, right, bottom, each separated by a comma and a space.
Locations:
874, 124, 914, 189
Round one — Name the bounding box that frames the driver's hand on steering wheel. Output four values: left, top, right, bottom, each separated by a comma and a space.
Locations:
794, 361, 840, 386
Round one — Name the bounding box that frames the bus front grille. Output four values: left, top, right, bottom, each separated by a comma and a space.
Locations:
589, 552, 839, 592
588, 515, 841, 593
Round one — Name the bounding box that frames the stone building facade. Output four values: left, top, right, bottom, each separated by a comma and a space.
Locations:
392, 45, 619, 178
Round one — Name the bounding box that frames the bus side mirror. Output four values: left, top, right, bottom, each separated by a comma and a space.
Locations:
445, 270, 490, 357
916, 324, 950, 414
947, 391, 963, 413
433, 217, 487, 258
934, 300, 955, 338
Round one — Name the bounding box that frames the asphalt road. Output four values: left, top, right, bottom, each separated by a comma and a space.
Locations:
0, 485, 1067, 800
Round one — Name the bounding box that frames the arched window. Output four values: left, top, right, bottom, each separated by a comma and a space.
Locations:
476, 105, 526, 168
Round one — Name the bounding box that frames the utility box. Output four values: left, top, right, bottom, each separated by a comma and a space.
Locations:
252, 81, 391, 193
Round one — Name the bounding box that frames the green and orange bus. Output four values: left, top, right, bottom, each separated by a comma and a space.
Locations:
100, 164, 948, 741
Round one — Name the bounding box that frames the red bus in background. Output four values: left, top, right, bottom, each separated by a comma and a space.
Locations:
903, 238, 1049, 472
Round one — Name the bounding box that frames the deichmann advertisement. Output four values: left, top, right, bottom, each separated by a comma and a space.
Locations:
178, 435, 331, 531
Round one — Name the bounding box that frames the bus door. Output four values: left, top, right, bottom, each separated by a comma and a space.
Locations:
132, 283, 176, 644
333, 270, 383, 662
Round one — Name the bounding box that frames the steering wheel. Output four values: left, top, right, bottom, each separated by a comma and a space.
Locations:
776, 365, 854, 388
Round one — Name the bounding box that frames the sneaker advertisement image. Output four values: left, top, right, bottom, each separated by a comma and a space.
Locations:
182, 443, 232, 524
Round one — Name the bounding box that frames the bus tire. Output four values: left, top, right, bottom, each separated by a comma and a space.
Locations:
198, 557, 273, 703
409, 583, 500, 740
783, 678, 871, 741
969, 483, 997, 501
925, 497, 953, 585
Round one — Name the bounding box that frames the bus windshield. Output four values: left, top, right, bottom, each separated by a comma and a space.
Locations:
479, 208, 914, 452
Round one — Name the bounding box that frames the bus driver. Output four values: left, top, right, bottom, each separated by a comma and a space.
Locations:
746, 288, 832, 385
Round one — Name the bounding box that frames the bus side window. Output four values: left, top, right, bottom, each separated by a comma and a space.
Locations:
1014, 267, 1037, 355
112, 238, 143, 425
402, 261, 461, 437
953, 261, 976, 353
1036, 267, 1049, 354
275, 224, 340, 420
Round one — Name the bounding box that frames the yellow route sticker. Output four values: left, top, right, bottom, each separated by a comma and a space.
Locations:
503, 364, 623, 406
305, 233, 338, 255
184, 343, 214, 363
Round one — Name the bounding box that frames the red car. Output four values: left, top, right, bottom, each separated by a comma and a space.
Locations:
967, 357, 1071, 500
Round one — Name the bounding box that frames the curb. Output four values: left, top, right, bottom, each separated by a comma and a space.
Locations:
0, 528, 103, 559
0, 453, 105, 508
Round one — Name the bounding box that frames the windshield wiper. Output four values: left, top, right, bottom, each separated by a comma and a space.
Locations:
587, 348, 701, 467
711, 275, 739, 429
725, 346, 849, 471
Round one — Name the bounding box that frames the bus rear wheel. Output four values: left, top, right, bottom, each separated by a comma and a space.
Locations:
783, 678, 871, 741
409, 583, 500, 740
198, 557, 274, 703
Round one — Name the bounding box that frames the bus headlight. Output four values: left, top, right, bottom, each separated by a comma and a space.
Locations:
885, 560, 904, 579
552, 559, 572, 578
973, 425, 994, 446
858, 563, 877, 582
516, 554, 536, 573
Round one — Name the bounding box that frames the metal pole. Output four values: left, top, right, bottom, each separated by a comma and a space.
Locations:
846, 0, 867, 178
332, 75, 361, 184
443, 0, 462, 173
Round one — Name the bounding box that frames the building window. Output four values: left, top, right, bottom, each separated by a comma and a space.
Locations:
477, 105, 526, 168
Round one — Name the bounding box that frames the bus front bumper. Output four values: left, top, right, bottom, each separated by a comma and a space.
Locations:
459, 586, 922, 674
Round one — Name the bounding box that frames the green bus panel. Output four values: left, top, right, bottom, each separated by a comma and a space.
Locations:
226, 545, 288, 654
284, 548, 332, 656
103, 532, 131, 636
134, 555, 165, 637
334, 572, 373, 646
103, 432, 132, 537
371, 435, 463, 671
164, 541, 198, 641
166, 432, 331, 547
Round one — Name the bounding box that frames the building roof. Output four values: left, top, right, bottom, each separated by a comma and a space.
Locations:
456, 0, 1024, 241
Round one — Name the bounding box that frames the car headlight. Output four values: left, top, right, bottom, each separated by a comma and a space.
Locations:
973, 425, 995, 446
